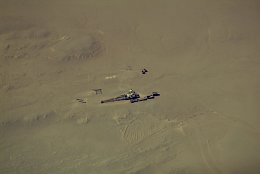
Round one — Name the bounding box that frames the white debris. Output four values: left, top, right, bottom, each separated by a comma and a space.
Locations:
105, 75, 117, 80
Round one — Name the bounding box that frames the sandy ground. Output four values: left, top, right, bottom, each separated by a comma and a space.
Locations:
0, 0, 260, 173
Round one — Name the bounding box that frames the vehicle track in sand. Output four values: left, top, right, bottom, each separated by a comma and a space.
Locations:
119, 114, 165, 145
194, 126, 223, 174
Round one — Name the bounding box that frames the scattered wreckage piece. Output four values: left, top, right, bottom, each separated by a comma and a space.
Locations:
92, 88, 102, 95
76, 98, 87, 103
130, 91, 160, 103
152, 92, 160, 96
142, 68, 148, 74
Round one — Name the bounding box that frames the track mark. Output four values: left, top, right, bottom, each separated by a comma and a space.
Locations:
195, 126, 222, 174
118, 114, 167, 144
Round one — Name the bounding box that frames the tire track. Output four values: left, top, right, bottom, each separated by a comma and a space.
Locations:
194, 126, 222, 174
117, 114, 168, 145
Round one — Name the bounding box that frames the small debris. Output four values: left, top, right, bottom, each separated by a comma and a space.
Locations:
58, 35, 70, 41
76, 98, 87, 103
105, 75, 117, 80
142, 68, 148, 74
92, 88, 102, 95
5, 44, 10, 50
152, 92, 160, 96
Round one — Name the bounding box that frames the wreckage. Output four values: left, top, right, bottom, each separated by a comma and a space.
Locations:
101, 89, 160, 104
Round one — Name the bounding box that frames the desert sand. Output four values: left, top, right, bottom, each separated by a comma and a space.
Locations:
0, 0, 260, 173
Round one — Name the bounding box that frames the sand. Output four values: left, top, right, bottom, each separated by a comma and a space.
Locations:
0, 0, 260, 173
